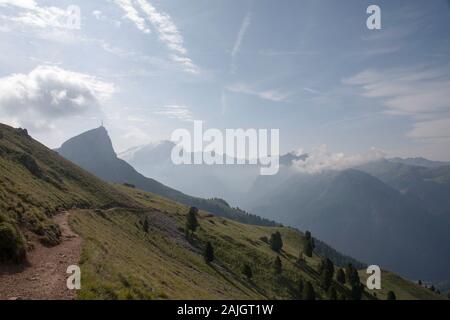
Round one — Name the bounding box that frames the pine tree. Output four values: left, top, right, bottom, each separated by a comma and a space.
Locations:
345, 263, 359, 286
242, 264, 253, 279
303, 239, 313, 258
273, 256, 282, 275
204, 241, 214, 263
303, 282, 316, 300
319, 258, 335, 290
336, 268, 346, 284
304, 231, 311, 241
269, 231, 283, 252
142, 218, 149, 233
387, 291, 397, 300
297, 278, 305, 299
328, 286, 337, 300
350, 283, 364, 300
186, 207, 199, 237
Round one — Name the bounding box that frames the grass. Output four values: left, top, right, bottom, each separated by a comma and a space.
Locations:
0, 123, 137, 254
69, 185, 446, 300
0, 122, 445, 300
69, 185, 325, 299
358, 270, 445, 300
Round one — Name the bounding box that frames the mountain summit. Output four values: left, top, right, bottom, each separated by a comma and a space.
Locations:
58, 126, 116, 166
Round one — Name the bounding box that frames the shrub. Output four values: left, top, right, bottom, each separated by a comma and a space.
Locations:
0, 222, 27, 263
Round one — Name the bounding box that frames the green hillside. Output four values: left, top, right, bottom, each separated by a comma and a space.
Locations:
0, 124, 137, 261
0, 123, 444, 300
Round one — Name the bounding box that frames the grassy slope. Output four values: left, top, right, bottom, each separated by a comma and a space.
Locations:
70, 185, 444, 300
0, 123, 444, 300
0, 124, 137, 247
358, 270, 445, 300
71, 186, 311, 299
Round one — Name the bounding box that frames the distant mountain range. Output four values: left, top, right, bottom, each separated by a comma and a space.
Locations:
245, 167, 450, 282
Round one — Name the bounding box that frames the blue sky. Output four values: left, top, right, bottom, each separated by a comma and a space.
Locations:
1, 0, 450, 160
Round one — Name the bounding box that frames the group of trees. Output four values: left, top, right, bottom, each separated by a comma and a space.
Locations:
185, 209, 400, 301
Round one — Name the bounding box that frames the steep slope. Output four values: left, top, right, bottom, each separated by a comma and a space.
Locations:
70, 184, 444, 300
0, 124, 138, 262
56, 127, 275, 226
247, 169, 450, 282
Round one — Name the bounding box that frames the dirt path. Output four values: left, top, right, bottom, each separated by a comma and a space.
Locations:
0, 211, 82, 300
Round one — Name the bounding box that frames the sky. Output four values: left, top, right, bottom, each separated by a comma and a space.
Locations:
0, 0, 450, 160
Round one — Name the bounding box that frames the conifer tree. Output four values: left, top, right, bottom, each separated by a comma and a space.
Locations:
387, 291, 397, 300
186, 207, 199, 237
319, 258, 335, 290
328, 286, 337, 300
273, 256, 282, 275
242, 264, 253, 279
269, 231, 283, 252
336, 268, 346, 284
204, 241, 214, 263
303, 281, 316, 300
303, 239, 313, 257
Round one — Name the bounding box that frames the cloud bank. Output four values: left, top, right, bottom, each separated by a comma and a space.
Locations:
292, 145, 385, 174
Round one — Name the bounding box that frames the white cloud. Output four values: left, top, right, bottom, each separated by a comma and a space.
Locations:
135, 0, 184, 54
113, 0, 150, 33
344, 67, 450, 116
113, 0, 199, 74
0, 66, 114, 131
227, 83, 290, 102
0, 0, 78, 29
344, 66, 450, 143
293, 145, 385, 174
231, 11, 251, 73
407, 117, 450, 141
154, 105, 193, 122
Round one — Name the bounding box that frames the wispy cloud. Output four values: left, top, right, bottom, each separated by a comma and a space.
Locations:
113, 0, 150, 33
344, 66, 450, 117
344, 66, 450, 142
154, 105, 194, 122
230, 11, 251, 74
407, 117, 450, 141
258, 49, 319, 56
114, 0, 199, 74
227, 83, 290, 102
